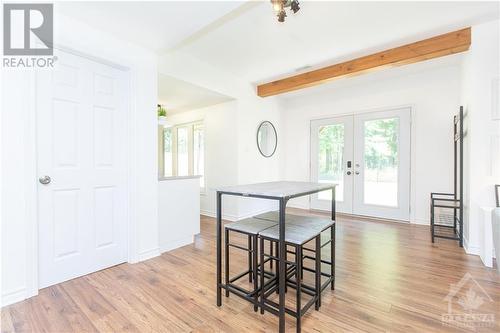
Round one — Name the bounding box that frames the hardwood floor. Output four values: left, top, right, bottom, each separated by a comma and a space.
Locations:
2, 210, 499, 332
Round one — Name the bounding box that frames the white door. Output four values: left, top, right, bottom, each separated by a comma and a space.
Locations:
310, 116, 353, 213
37, 50, 128, 288
311, 108, 411, 221
352, 109, 411, 220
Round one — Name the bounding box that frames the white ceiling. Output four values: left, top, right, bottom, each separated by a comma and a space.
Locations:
57, 1, 499, 110
55, 1, 244, 52
176, 1, 499, 84
158, 74, 233, 113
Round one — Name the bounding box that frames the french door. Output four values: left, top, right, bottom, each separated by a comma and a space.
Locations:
311, 108, 411, 221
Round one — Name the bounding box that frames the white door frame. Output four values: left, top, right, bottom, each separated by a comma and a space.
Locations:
24, 44, 138, 298
308, 104, 416, 223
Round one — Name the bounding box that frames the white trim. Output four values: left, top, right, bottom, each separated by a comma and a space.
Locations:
201, 209, 239, 222
127, 69, 139, 264
54, 44, 129, 71
138, 247, 161, 262
201, 207, 274, 222
306, 103, 417, 123
412, 217, 429, 225
1, 288, 27, 307
287, 202, 310, 210
26, 69, 39, 300
160, 235, 194, 253
464, 237, 480, 256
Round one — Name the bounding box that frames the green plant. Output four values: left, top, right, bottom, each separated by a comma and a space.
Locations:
157, 104, 167, 117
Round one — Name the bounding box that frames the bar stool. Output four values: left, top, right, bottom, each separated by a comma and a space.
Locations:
224, 218, 276, 310
258, 219, 334, 333
255, 212, 336, 291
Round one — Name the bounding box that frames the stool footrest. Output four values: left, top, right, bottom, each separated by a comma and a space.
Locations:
228, 242, 253, 252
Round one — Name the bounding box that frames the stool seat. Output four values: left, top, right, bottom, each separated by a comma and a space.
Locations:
225, 218, 277, 235
259, 219, 333, 245
254, 211, 334, 230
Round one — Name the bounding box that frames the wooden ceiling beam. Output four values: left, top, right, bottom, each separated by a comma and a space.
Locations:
257, 27, 471, 97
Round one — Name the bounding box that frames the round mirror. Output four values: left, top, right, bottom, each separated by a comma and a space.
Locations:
257, 121, 277, 158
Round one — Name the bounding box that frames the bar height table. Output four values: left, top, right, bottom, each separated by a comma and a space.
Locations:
216, 181, 336, 333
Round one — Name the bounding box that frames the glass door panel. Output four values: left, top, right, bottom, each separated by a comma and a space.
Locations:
311, 116, 353, 213
318, 124, 345, 202
363, 117, 399, 207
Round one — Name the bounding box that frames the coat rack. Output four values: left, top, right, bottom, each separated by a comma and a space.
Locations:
430, 106, 464, 246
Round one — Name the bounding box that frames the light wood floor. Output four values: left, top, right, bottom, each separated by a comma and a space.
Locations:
2, 210, 499, 332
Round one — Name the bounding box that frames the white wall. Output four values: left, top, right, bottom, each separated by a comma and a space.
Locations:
1, 71, 34, 307
461, 19, 500, 254
236, 96, 282, 217
158, 178, 200, 253
279, 57, 463, 224
1, 13, 158, 306
160, 52, 283, 220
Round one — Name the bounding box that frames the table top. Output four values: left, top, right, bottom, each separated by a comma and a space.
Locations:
217, 181, 336, 199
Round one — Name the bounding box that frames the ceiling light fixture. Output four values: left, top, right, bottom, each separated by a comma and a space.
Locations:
271, 0, 300, 22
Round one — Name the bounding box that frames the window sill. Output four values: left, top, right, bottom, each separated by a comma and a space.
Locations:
158, 175, 202, 181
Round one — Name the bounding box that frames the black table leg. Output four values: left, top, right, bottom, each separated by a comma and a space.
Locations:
331, 188, 336, 221
278, 198, 286, 333
216, 191, 222, 306
331, 188, 336, 290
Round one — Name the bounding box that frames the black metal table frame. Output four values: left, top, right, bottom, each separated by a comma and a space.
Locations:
216, 186, 336, 333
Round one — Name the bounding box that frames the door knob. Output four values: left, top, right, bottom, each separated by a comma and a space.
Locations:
355, 171, 360, 175
39, 175, 51, 185
347, 171, 352, 175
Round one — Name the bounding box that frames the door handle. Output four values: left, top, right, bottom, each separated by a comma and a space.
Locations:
347, 171, 352, 175
355, 171, 360, 175
39, 175, 51, 185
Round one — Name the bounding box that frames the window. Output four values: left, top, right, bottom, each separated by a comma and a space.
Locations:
161, 121, 205, 188
193, 123, 205, 187
163, 128, 173, 177
177, 127, 189, 176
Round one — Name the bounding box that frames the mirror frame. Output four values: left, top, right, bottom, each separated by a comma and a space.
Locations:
256, 121, 277, 158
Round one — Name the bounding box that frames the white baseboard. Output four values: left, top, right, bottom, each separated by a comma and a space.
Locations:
138, 247, 161, 262
201, 209, 238, 221
237, 207, 278, 221
287, 202, 310, 210
201, 207, 273, 222
1, 287, 27, 307
160, 235, 194, 253
412, 217, 429, 225
464, 237, 480, 256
